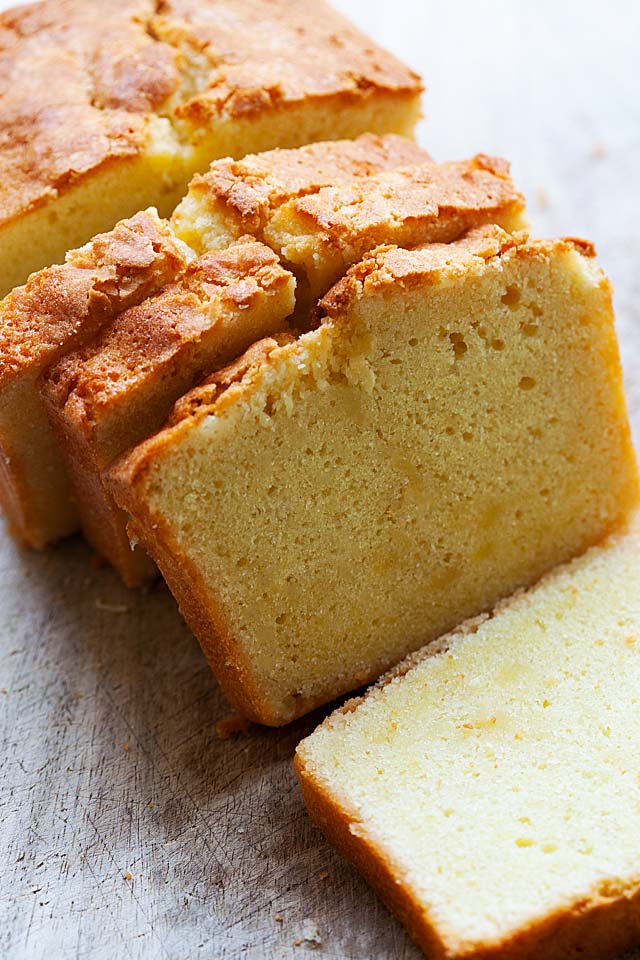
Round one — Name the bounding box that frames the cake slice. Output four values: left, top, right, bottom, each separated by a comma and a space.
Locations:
0, 209, 188, 547
0, 0, 422, 296
20, 137, 522, 569
173, 149, 527, 310
42, 239, 295, 585
295, 516, 640, 960
108, 226, 638, 724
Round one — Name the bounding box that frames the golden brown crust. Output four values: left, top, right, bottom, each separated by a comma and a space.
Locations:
0, 0, 422, 227
295, 752, 640, 960
44, 239, 291, 412
0, 0, 179, 225
271, 154, 526, 252
181, 134, 432, 236
0, 209, 187, 389
318, 228, 594, 318
154, 0, 423, 123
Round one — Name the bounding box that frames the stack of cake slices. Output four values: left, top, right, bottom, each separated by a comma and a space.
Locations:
1, 1, 639, 958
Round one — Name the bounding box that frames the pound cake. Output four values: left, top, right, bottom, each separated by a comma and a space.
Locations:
0, 133, 426, 550
1, 135, 523, 559
43, 239, 295, 585
0, 0, 422, 296
295, 516, 640, 960
0, 209, 187, 548
108, 226, 638, 724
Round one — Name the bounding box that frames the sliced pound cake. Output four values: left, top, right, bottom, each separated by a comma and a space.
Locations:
43, 239, 295, 585
45, 144, 523, 579
109, 226, 638, 724
0, 134, 427, 550
0, 0, 422, 296
0, 209, 188, 547
295, 516, 640, 960
0, 135, 523, 559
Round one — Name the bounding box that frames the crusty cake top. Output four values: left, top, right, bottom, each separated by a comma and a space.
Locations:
319, 226, 597, 313
175, 134, 432, 240
263, 155, 527, 270
0, 209, 187, 387
0, 0, 422, 227
44, 238, 294, 412
0, 0, 179, 224
152, 0, 422, 122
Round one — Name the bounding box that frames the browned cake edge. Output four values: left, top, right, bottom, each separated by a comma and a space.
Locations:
294, 727, 640, 960
108, 335, 292, 716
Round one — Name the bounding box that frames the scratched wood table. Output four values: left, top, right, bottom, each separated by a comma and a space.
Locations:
2, 1, 640, 958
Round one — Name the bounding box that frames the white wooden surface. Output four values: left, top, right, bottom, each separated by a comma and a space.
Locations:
2, 1, 640, 957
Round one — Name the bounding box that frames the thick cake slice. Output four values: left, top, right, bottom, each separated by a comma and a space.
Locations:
0, 210, 188, 547
43, 240, 295, 585
173, 149, 527, 309
0, 0, 422, 296
295, 517, 640, 960
109, 227, 638, 724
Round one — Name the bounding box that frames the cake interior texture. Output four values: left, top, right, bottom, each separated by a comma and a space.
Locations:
0, 0, 422, 296
295, 516, 640, 960
109, 227, 638, 724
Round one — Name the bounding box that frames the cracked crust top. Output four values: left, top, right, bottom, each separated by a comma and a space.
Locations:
0, 0, 180, 225
175, 134, 432, 240
269, 155, 525, 252
318, 226, 597, 315
0, 0, 423, 227
0, 208, 188, 388
44, 239, 294, 412
152, 0, 422, 122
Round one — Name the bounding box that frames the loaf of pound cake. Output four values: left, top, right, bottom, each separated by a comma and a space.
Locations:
109, 225, 638, 724
0, 0, 422, 296
295, 515, 640, 960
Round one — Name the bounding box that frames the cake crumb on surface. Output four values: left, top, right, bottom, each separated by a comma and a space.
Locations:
216, 713, 252, 740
